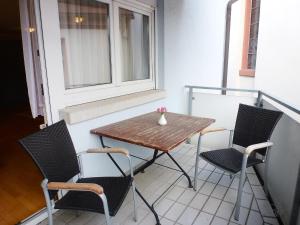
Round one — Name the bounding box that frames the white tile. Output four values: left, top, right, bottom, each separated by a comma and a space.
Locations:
84, 214, 106, 225
193, 179, 205, 191
156, 198, 175, 216
224, 189, 252, 208
251, 199, 259, 211
243, 181, 253, 194
177, 189, 196, 205
203, 197, 222, 214
177, 207, 199, 225
123, 208, 149, 225
205, 163, 216, 171
182, 163, 193, 171
177, 177, 199, 189
193, 212, 213, 225
67, 212, 95, 225
48, 219, 66, 225
112, 202, 138, 224
186, 157, 197, 166
190, 193, 209, 210
198, 170, 212, 181
246, 210, 263, 225
215, 168, 224, 174
211, 217, 229, 225
211, 185, 228, 199
251, 185, 267, 200
160, 217, 175, 225
230, 207, 249, 225
230, 177, 240, 190
198, 159, 208, 169
166, 186, 185, 201
165, 202, 186, 221
139, 213, 159, 225
224, 188, 237, 203
207, 172, 223, 184
241, 192, 253, 208
246, 167, 255, 174
199, 182, 216, 195
216, 202, 235, 220
188, 167, 197, 177
219, 174, 233, 187
54, 210, 76, 223
256, 200, 275, 217
247, 174, 261, 186
263, 217, 279, 225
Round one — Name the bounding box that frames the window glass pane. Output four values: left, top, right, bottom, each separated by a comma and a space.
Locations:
119, 8, 150, 82
249, 38, 258, 54
248, 54, 256, 69
250, 24, 259, 39
247, 0, 261, 70
252, 0, 260, 9
58, 0, 111, 89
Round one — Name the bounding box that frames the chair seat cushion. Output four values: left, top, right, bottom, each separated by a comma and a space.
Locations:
200, 148, 263, 174
54, 176, 132, 216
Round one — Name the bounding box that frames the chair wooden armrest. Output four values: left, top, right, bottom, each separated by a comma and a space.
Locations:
245, 141, 273, 155
47, 182, 103, 195
86, 147, 129, 156
200, 127, 227, 136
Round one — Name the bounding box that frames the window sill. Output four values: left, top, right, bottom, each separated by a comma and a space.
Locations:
239, 69, 255, 77
60, 90, 167, 124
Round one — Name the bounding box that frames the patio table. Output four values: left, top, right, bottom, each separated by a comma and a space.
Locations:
91, 112, 215, 225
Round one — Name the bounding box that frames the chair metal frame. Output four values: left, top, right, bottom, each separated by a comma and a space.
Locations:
40, 149, 137, 225
194, 128, 273, 220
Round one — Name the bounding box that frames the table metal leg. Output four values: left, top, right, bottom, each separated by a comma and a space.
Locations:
99, 137, 161, 225
194, 135, 202, 191
107, 153, 126, 177
134, 150, 160, 175
136, 189, 161, 225
166, 153, 193, 188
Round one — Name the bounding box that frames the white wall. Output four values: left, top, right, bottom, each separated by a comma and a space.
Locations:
164, 0, 228, 113
226, 0, 255, 91
255, 0, 300, 116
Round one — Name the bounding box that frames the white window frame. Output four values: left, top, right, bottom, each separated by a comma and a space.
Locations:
39, 0, 156, 108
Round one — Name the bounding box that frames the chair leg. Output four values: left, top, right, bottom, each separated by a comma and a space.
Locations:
41, 179, 53, 225
234, 154, 248, 220
100, 194, 111, 225
263, 146, 271, 197
127, 155, 138, 221
193, 134, 202, 191
132, 181, 138, 222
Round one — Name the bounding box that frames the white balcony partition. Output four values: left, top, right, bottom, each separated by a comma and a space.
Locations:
190, 92, 256, 149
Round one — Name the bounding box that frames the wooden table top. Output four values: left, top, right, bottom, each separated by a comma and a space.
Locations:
91, 112, 215, 152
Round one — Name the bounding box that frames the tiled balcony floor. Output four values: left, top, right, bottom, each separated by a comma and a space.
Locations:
39, 144, 280, 225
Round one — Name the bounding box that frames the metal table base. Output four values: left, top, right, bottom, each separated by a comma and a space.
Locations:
100, 136, 193, 225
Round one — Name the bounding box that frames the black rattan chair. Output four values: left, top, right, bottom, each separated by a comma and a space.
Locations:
19, 120, 137, 225
193, 104, 282, 220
